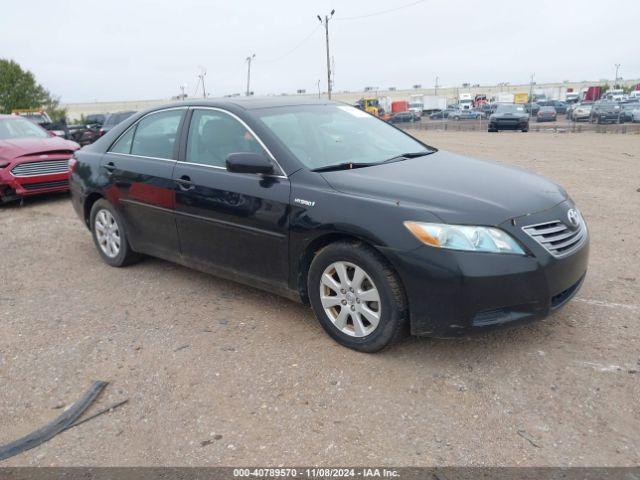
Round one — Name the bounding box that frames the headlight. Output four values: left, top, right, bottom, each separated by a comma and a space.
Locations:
404, 221, 526, 255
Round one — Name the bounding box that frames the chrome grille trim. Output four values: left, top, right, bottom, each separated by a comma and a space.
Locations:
11, 159, 70, 177
522, 217, 587, 258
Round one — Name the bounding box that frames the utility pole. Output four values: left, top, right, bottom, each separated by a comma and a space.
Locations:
528, 73, 535, 119
434, 76, 439, 96
246, 54, 256, 96
317, 10, 335, 99
614, 63, 621, 88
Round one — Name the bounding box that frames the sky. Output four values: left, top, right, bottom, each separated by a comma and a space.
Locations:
1, 0, 639, 103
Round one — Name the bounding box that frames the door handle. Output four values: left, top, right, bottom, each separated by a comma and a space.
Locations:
104, 161, 116, 172
175, 175, 194, 191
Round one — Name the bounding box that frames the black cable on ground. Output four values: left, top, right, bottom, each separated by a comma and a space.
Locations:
0, 380, 108, 462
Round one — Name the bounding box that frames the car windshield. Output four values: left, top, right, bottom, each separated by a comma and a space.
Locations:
20, 114, 48, 124
496, 104, 526, 113
0, 117, 49, 140
255, 105, 434, 170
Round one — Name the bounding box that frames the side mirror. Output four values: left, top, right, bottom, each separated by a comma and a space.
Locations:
226, 152, 274, 175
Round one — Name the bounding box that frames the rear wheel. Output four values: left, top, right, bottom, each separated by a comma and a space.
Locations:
90, 199, 140, 267
308, 241, 407, 352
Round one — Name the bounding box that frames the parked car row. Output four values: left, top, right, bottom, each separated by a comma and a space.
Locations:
588, 100, 640, 124
415, 99, 640, 126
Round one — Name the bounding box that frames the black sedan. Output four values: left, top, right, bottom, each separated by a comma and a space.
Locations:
388, 111, 416, 123
69, 98, 588, 352
488, 104, 530, 132
429, 107, 456, 119
590, 102, 622, 124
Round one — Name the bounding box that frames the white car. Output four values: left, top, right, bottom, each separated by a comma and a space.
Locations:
632, 108, 640, 123
572, 104, 593, 122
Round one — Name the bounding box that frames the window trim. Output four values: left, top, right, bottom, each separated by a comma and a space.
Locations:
107, 106, 188, 161
180, 106, 287, 179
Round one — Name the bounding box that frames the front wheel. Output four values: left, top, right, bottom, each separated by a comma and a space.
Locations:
308, 241, 407, 352
90, 199, 140, 267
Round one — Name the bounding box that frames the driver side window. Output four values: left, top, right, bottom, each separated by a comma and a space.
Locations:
186, 109, 265, 168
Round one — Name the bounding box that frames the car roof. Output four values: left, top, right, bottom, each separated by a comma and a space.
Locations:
164, 96, 339, 111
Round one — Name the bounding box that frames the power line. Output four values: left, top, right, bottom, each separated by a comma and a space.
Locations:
335, 0, 427, 21
260, 24, 322, 63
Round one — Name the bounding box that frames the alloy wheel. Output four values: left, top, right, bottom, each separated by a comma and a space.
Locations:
94, 209, 121, 258
319, 261, 381, 337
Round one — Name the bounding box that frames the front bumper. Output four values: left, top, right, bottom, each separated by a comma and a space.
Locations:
490, 119, 529, 130
0, 157, 71, 202
381, 202, 589, 337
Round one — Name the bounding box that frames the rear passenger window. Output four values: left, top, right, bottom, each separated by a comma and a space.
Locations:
131, 110, 183, 159
110, 127, 135, 154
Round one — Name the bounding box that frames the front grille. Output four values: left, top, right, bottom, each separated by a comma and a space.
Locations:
11, 159, 70, 177
22, 180, 69, 191
522, 218, 587, 257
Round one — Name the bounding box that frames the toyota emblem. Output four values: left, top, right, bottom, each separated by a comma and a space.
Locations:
567, 209, 580, 228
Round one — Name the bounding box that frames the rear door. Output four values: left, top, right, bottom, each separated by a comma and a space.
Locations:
172, 107, 291, 290
102, 108, 186, 259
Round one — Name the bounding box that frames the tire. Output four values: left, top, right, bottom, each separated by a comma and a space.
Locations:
90, 199, 140, 267
308, 241, 408, 352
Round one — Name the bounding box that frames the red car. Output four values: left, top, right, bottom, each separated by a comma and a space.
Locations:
0, 115, 80, 203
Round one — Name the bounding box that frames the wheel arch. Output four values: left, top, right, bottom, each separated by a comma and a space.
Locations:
295, 231, 407, 307
83, 192, 104, 227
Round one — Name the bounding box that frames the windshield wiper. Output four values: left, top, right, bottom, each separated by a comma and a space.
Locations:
311, 151, 434, 173
311, 162, 377, 172
381, 150, 434, 163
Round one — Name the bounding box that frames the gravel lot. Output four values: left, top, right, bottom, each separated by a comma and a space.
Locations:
1, 131, 639, 466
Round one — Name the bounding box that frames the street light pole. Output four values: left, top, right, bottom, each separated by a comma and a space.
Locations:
246, 54, 256, 97
614, 63, 621, 88
198, 66, 207, 99
317, 10, 335, 99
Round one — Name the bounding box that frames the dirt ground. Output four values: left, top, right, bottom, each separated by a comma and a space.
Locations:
1, 131, 639, 466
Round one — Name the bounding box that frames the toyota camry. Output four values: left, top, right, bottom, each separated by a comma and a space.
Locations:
69, 98, 588, 352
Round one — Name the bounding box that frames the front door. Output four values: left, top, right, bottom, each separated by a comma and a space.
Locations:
173, 108, 291, 290
102, 108, 185, 258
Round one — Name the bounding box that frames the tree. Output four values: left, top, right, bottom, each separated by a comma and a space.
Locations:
41, 94, 68, 123
0, 58, 67, 122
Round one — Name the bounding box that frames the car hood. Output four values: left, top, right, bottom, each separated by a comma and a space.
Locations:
0, 137, 79, 161
320, 150, 567, 225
